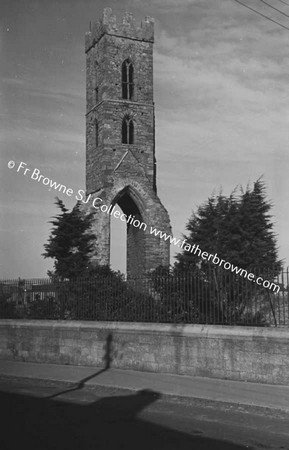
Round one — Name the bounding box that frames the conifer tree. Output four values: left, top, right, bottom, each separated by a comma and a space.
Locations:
43, 198, 96, 279
175, 179, 281, 274
150, 179, 281, 324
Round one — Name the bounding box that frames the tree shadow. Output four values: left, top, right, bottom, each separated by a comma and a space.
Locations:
0, 387, 252, 450
47, 332, 113, 400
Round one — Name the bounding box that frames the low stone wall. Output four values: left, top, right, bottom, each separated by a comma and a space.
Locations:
0, 320, 288, 385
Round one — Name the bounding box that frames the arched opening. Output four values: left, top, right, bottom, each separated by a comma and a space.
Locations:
122, 116, 134, 144
122, 59, 134, 100
109, 187, 147, 279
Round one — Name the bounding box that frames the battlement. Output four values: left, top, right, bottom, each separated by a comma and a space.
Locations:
85, 8, 154, 52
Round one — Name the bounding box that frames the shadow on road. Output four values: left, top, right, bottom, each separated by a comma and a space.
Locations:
0, 386, 252, 450
47, 333, 113, 400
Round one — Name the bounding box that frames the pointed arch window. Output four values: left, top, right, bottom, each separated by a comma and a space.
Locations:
122, 59, 134, 100
122, 116, 134, 144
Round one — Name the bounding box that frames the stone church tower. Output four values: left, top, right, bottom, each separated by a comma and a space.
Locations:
85, 8, 171, 278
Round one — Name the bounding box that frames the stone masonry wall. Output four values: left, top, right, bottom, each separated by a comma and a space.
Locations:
1, 320, 289, 385
86, 13, 155, 195
84, 8, 171, 277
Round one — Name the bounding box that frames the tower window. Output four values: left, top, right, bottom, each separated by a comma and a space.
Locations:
122, 59, 134, 100
122, 116, 134, 144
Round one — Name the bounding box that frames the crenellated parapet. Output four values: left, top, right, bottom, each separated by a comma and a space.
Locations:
85, 8, 154, 52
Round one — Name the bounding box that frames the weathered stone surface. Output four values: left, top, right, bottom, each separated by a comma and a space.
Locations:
85, 9, 171, 278
1, 320, 289, 385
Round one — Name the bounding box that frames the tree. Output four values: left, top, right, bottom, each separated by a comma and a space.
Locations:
41, 198, 166, 322
43, 198, 97, 279
175, 178, 281, 273
149, 178, 282, 325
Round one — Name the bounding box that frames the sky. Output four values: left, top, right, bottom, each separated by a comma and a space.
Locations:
0, 0, 289, 278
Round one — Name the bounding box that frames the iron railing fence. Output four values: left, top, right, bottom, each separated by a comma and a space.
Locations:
0, 267, 288, 326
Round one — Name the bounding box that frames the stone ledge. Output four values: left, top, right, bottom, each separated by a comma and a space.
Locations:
1, 320, 288, 339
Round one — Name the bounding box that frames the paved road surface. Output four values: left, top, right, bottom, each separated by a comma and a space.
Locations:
0, 377, 288, 450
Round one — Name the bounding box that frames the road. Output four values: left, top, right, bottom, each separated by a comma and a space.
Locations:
0, 376, 288, 450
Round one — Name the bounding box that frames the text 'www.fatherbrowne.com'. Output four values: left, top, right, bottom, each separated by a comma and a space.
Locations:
149, 227, 280, 293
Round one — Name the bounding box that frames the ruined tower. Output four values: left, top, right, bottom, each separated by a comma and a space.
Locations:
85, 8, 171, 278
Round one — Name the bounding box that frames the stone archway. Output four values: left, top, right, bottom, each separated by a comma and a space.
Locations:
112, 186, 147, 278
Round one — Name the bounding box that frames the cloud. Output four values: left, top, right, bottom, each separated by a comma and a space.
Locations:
153, 15, 288, 169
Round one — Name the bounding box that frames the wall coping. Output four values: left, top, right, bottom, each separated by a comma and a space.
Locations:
0, 319, 288, 340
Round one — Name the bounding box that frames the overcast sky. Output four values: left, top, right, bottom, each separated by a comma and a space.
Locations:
1, 0, 289, 278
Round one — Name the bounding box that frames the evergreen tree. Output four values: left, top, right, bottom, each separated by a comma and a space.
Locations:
154, 178, 282, 324
43, 198, 97, 279
175, 178, 281, 274
236, 180, 280, 269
